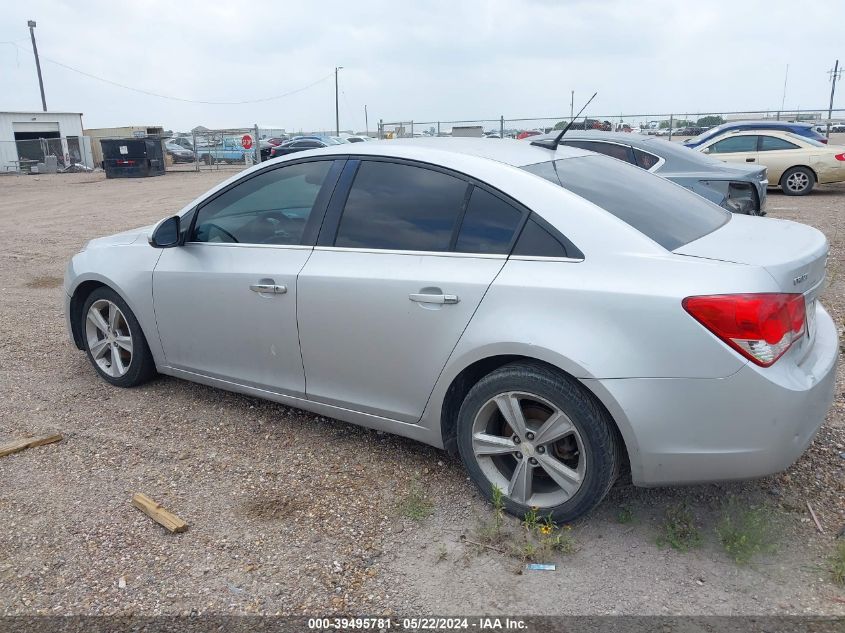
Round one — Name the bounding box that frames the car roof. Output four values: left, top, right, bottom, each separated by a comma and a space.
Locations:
306, 137, 591, 167
528, 130, 758, 174
711, 129, 796, 138
713, 120, 812, 130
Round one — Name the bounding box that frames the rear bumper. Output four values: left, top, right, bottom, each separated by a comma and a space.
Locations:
587, 302, 838, 486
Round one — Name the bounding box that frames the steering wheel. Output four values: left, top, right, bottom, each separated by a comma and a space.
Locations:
204, 223, 239, 243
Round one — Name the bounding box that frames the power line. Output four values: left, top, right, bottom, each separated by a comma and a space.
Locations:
9, 42, 334, 105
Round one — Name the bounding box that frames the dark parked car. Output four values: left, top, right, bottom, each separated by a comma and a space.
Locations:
529, 130, 768, 215
164, 140, 195, 163
268, 136, 347, 158
269, 138, 329, 158
677, 126, 706, 136
684, 121, 828, 147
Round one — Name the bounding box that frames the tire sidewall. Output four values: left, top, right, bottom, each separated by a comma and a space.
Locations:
80, 287, 151, 387
456, 363, 618, 523
781, 167, 815, 196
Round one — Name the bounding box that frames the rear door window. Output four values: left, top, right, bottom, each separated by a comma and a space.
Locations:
522, 155, 729, 251
454, 187, 524, 254
334, 161, 468, 251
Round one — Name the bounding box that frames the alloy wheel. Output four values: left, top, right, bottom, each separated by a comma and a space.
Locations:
471, 391, 586, 507
786, 171, 810, 193
85, 299, 133, 377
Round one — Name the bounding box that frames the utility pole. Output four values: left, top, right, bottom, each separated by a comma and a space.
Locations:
570, 90, 574, 120
827, 59, 841, 140
780, 64, 789, 113
334, 66, 343, 136
364, 104, 368, 136
27, 20, 47, 112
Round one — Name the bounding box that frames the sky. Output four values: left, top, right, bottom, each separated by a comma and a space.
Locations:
1, 0, 843, 133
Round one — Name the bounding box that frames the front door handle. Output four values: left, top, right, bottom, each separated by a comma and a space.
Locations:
746, 158, 755, 162
250, 283, 287, 294
409, 293, 459, 304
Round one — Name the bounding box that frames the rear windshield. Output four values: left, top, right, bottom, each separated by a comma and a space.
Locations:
523, 155, 729, 250
789, 132, 825, 147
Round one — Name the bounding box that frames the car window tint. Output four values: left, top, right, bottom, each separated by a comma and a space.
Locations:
759, 135, 800, 151
512, 217, 570, 258
522, 155, 729, 251
192, 161, 332, 245
334, 161, 467, 251
561, 140, 633, 163
708, 136, 757, 153
633, 148, 661, 170
455, 187, 523, 254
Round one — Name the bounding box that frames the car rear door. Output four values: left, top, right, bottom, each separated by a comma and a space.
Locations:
296, 158, 527, 422
152, 159, 343, 395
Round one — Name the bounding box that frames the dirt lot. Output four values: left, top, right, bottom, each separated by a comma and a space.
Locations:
0, 169, 844, 616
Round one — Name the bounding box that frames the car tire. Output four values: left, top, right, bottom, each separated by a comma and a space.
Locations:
203, 154, 214, 165
456, 361, 621, 523
780, 166, 815, 196
81, 287, 156, 388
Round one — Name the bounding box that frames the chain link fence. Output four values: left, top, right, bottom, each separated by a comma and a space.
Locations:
1, 136, 95, 174
377, 108, 845, 142
1, 126, 269, 176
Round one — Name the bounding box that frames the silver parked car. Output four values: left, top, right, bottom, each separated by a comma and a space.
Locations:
529, 130, 768, 215
64, 139, 837, 522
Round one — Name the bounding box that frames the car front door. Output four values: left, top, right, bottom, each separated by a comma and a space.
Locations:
702, 134, 759, 167
297, 159, 526, 422
756, 134, 802, 183
152, 159, 342, 395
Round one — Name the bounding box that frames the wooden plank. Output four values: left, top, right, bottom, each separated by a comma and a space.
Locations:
0, 434, 63, 458
131, 493, 188, 533
807, 501, 825, 534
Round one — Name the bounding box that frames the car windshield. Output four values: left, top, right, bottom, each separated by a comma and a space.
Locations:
522, 155, 730, 251
685, 126, 724, 145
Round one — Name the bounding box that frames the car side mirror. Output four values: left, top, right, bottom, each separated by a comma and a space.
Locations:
149, 215, 181, 248
701, 147, 711, 154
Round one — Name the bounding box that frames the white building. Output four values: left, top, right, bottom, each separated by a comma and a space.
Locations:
0, 111, 94, 171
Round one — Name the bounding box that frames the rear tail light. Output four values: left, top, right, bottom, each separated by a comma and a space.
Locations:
835, 153, 845, 162
820, 138, 828, 144
682, 293, 805, 367
727, 181, 757, 214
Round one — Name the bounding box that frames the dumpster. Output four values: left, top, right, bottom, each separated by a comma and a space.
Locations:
100, 138, 165, 178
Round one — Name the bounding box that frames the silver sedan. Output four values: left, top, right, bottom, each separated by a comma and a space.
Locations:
64, 138, 837, 521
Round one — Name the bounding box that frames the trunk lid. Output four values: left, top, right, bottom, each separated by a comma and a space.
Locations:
675, 215, 828, 357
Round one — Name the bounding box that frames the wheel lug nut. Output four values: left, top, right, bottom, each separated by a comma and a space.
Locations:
529, 457, 538, 465
537, 446, 545, 454
526, 432, 535, 441
513, 436, 521, 444
514, 452, 522, 459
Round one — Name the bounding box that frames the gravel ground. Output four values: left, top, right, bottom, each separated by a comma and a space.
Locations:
0, 170, 843, 616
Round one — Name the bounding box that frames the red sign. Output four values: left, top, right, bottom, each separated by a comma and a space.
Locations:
241, 134, 253, 150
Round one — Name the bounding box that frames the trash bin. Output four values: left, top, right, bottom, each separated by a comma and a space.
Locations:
100, 138, 166, 179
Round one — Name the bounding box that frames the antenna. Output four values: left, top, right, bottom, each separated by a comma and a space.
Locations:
532, 92, 597, 150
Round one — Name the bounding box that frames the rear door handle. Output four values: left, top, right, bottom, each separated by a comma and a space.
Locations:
250, 283, 287, 294
409, 293, 459, 304
746, 158, 755, 162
